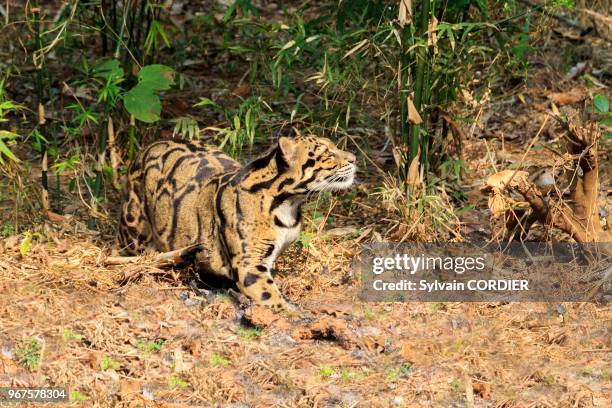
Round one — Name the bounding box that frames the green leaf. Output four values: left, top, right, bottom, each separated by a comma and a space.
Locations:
123, 85, 161, 123
298, 231, 313, 248
594, 94, 609, 114
92, 59, 124, 81
138, 64, 175, 91
194, 97, 220, 109
0, 131, 20, 164
20, 233, 32, 257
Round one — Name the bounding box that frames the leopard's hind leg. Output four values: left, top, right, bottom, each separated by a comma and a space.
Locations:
119, 164, 152, 255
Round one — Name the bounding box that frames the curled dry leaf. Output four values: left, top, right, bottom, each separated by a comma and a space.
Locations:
407, 96, 423, 124
488, 193, 507, 218
482, 170, 530, 191
406, 153, 420, 187
428, 16, 439, 55
398, 0, 412, 27
482, 170, 530, 218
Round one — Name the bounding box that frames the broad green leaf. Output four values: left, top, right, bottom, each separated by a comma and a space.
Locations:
20, 233, 32, 257
594, 94, 609, 114
138, 64, 175, 91
92, 59, 124, 81
123, 85, 161, 123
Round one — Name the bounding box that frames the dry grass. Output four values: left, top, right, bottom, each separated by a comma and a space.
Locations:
0, 198, 610, 407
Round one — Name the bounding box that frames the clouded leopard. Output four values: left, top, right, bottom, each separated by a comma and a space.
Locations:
119, 136, 356, 317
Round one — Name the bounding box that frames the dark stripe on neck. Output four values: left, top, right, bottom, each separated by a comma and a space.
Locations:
242, 146, 290, 193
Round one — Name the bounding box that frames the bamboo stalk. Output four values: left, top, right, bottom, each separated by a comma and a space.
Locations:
33, 2, 50, 216
409, 0, 430, 164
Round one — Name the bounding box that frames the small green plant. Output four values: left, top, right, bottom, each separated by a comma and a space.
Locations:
297, 231, 313, 248
137, 338, 164, 354
19, 232, 41, 257
62, 328, 83, 342
69, 391, 88, 402
14, 338, 42, 369
592, 94, 611, 143
195, 96, 269, 154
449, 377, 463, 392
209, 353, 230, 367
340, 368, 366, 383
429, 302, 447, 312
318, 364, 335, 378
168, 375, 189, 389
237, 327, 262, 341
1, 222, 14, 237
100, 356, 121, 371
363, 306, 379, 321
385, 362, 412, 383
171, 116, 200, 140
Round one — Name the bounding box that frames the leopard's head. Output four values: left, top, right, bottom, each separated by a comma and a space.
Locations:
277, 135, 357, 194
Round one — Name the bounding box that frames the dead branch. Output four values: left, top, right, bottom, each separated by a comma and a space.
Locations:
481, 115, 610, 242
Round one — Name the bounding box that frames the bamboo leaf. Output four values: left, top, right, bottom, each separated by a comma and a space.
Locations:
343, 39, 368, 59
0, 131, 20, 163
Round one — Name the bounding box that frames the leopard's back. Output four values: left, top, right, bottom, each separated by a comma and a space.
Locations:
119, 140, 240, 254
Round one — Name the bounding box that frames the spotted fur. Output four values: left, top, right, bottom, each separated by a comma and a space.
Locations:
119, 136, 356, 316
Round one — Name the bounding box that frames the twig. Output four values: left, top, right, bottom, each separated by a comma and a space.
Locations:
505, 116, 549, 188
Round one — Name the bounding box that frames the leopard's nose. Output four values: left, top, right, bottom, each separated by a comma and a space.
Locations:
345, 152, 356, 164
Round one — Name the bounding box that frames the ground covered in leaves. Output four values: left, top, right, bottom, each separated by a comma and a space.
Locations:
0, 218, 610, 407
1, 1, 611, 407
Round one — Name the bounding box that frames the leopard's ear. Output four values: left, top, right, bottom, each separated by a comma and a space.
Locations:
278, 137, 298, 163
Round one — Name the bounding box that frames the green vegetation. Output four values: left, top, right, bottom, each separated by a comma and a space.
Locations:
209, 352, 231, 367
62, 328, 84, 342
69, 390, 89, 402
14, 338, 42, 369
318, 364, 335, 378
169, 375, 190, 389
137, 338, 164, 354
100, 356, 121, 371
237, 326, 262, 341
0, 0, 573, 235
385, 362, 412, 382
